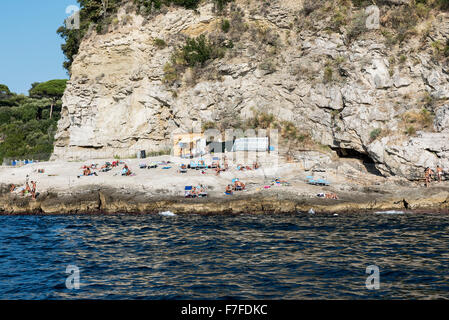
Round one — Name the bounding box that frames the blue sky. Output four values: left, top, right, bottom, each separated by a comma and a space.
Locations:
0, 0, 76, 94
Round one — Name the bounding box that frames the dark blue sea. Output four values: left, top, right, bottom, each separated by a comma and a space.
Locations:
0, 212, 448, 299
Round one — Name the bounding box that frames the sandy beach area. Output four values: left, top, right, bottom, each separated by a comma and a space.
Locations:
1, 153, 448, 215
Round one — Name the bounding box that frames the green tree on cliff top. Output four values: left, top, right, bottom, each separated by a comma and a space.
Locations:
29, 80, 67, 119
0, 84, 11, 98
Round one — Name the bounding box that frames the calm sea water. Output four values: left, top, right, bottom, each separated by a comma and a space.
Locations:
0, 212, 448, 300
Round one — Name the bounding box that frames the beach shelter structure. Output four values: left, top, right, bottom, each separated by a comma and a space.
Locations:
173, 133, 206, 158
231, 137, 269, 152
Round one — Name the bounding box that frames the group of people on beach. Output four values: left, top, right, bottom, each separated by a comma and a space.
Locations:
424, 165, 444, 187
10, 176, 37, 200
237, 162, 260, 171
225, 179, 246, 195
78, 162, 133, 178
186, 185, 208, 197
214, 156, 229, 175
79, 165, 98, 177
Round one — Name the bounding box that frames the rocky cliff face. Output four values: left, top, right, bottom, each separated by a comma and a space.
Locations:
53, 0, 449, 180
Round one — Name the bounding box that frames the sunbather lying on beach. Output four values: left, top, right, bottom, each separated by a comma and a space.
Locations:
272, 178, 289, 185
325, 193, 339, 200
101, 163, 112, 172
78, 167, 98, 178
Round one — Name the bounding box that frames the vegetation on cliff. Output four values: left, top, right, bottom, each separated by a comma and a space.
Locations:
58, 0, 234, 72
0, 81, 66, 164
302, 0, 449, 47
163, 34, 233, 84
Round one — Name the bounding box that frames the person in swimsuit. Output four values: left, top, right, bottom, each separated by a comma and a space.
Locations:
234, 180, 246, 190
31, 181, 37, 200
22, 182, 31, 196
425, 167, 434, 188
215, 164, 222, 176
436, 165, 444, 183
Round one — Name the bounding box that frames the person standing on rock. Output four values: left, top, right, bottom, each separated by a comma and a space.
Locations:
31, 181, 37, 200
436, 165, 444, 183
425, 167, 434, 188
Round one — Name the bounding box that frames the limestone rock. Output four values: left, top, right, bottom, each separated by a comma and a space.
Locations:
434, 105, 449, 132
51, 1, 449, 181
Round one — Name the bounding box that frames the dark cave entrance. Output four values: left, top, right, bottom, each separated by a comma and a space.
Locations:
331, 147, 384, 177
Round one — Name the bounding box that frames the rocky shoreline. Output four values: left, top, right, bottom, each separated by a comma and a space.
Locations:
1, 184, 448, 215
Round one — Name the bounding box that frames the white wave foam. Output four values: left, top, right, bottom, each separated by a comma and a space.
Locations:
159, 211, 176, 217
375, 210, 405, 215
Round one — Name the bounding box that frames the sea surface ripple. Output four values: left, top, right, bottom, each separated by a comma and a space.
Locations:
0, 212, 448, 299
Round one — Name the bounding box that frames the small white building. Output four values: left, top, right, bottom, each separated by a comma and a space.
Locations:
231, 137, 269, 152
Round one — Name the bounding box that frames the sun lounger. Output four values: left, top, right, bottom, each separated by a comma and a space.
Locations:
189, 160, 197, 169
197, 159, 207, 169
307, 178, 330, 186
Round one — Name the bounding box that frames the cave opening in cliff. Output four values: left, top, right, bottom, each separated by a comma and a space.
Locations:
331, 147, 384, 176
